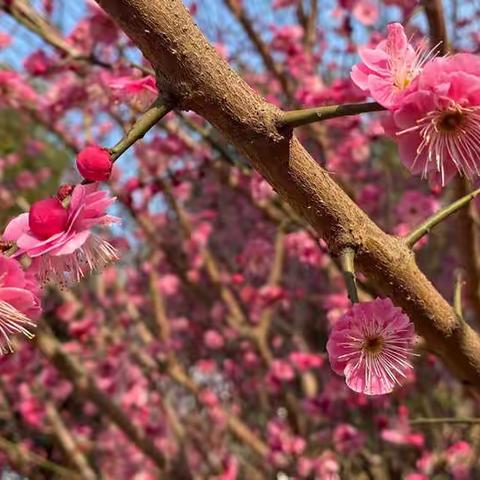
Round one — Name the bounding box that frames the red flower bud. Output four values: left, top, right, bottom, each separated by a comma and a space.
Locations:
76, 145, 112, 182
29, 198, 68, 240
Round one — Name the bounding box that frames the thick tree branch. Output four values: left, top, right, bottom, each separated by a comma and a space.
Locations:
95, 0, 480, 387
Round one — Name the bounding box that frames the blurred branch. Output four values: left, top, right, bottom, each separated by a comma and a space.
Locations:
297, 0, 318, 53
0, 435, 81, 479
422, 0, 449, 55
35, 327, 168, 471
411, 417, 480, 425
44, 399, 99, 480
223, 0, 295, 101
1, 0, 109, 67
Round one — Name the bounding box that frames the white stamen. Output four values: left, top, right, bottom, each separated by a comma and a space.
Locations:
0, 301, 36, 354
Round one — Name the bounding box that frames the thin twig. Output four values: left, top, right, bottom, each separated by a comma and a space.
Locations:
278, 102, 385, 128
405, 188, 480, 248
110, 97, 173, 162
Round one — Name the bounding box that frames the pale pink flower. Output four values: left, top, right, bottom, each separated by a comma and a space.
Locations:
0, 71, 38, 108
102, 73, 157, 110
352, 0, 379, 26
390, 54, 480, 185
381, 405, 424, 448
289, 351, 324, 371
3, 183, 119, 285
327, 298, 415, 395
0, 32, 11, 49
203, 330, 225, 350
333, 424, 364, 453
269, 359, 295, 382
0, 254, 41, 353
272, 0, 299, 7
446, 441, 472, 480
351, 23, 437, 108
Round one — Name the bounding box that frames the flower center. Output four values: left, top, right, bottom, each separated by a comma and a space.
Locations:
363, 336, 384, 355
438, 109, 465, 132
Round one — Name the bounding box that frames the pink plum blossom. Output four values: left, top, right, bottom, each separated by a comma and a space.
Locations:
327, 298, 415, 395
333, 424, 364, 453
351, 23, 437, 108
0, 254, 41, 353
352, 0, 379, 26
390, 53, 480, 185
3, 183, 119, 285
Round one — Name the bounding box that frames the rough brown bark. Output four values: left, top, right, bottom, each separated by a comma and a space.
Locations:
95, 0, 480, 386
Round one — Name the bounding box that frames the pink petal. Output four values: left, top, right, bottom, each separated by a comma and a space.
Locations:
2, 213, 29, 241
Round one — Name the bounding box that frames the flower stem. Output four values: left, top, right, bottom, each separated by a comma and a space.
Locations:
110, 97, 173, 162
405, 187, 480, 248
277, 102, 385, 128
340, 247, 359, 304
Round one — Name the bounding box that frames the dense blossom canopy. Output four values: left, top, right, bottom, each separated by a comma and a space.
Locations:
0, 0, 479, 479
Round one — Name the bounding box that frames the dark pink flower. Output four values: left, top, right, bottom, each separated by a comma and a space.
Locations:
29, 198, 68, 240
333, 424, 364, 453
289, 352, 324, 371
0, 255, 41, 353
327, 298, 415, 395
3, 184, 119, 284
24, 50, 53, 76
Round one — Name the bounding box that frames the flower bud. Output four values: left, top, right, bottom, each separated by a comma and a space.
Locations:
56, 184, 74, 201
76, 145, 112, 182
29, 198, 68, 240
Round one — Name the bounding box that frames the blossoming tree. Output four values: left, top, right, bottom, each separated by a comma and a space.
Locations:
0, 0, 480, 478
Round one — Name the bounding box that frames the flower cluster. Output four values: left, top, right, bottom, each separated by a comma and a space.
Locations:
352, 23, 480, 186
0, 146, 118, 352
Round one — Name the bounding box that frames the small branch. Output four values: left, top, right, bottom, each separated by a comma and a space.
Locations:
110, 97, 173, 161
278, 102, 384, 128
410, 417, 480, 426
340, 247, 359, 304
454, 270, 464, 320
405, 188, 480, 248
